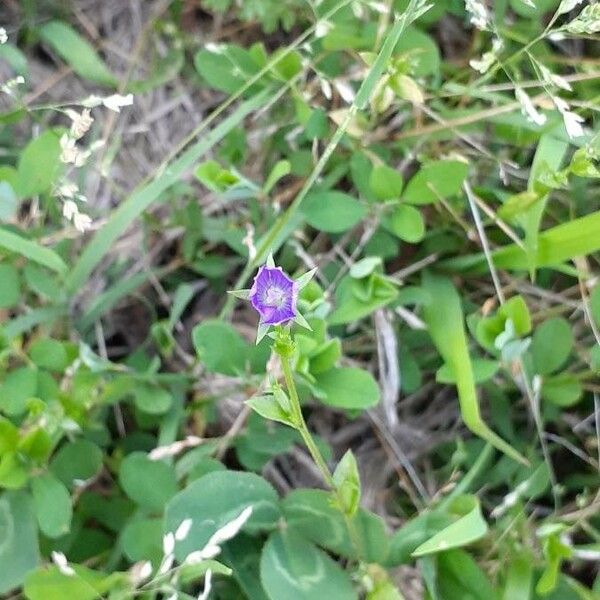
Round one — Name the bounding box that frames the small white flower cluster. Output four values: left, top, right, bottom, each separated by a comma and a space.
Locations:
465, 0, 490, 30
1, 75, 24, 96
51, 551, 75, 577
469, 38, 503, 74
55, 180, 92, 233
55, 94, 133, 232
538, 64, 572, 92
515, 87, 546, 127
82, 93, 134, 113
0, 27, 7, 44
553, 96, 585, 138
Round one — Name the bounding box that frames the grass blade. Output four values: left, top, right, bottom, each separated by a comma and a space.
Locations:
0, 227, 67, 275
522, 134, 568, 278
421, 272, 528, 464
66, 90, 270, 293
444, 209, 600, 274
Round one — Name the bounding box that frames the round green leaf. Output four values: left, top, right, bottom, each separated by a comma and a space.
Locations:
165, 470, 280, 562
283, 489, 389, 564
133, 385, 173, 415
260, 530, 357, 600
50, 440, 103, 488
541, 375, 583, 407
315, 367, 380, 409
15, 130, 62, 199
531, 317, 573, 375
0, 366, 38, 415
192, 319, 248, 375
119, 452, 177, 511
387, 204, 425, 243
301, 191, 366, 233
393, 27, 440, 77
31, 473, 72, 538
402, 160, 469, 205
28, 339, 69, 372
0, 491, 39, 594
369, 165, 403, 201
121, 517, 162, 562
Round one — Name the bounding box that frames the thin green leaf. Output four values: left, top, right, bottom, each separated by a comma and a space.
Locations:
0, 227, 67, 275
66, 90, 270, 292
422, 272, 527, 464
38, 20, 117, 87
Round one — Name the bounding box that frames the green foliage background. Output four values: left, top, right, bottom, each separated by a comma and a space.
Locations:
0, 0, 600, 598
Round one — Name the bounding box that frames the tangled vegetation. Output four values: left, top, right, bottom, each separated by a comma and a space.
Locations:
0, 0, 600, 598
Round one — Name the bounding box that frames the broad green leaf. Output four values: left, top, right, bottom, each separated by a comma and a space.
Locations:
0, 227, 67, 275
23, 264, 63, 302
370, 165, 403, 201
133, 385, 173, 415
192, 319, 248, 374
422, 272, 527, 464
329, 274, 398, 325
437, 359, 499, 385
387, 512, 453, 565
402, 160, 469, 205
541, 374, 583, 407
436, 549, 497, 600
503, 555, 533, 600
315, 367, 380, 409
393, 26, 440, 77
16, 131, 62, 199
28, 339, 69, 372
221, 534, 270, 600
412, 496, 488, 556
0, 263, 20, 308
301, 191, 366, 233
66, 90, 269, 292
531, 318, 573, 375
260, 530, 358, 600
0, 491, 39, 594
0, 366, 38, 416
31, 473, 72, 538
386, 204, 425, 243
38, 21, 117, 86
194, 45, 261, 94
165, 470, 280, 561
50, 440, 103, 488
23, 565, 123, 600
283, 489, 388, 564
121, 517, 162, 563
246, 394, 295, 427
119, 452, 177, 511
264, 159, 291, 195
332, 449, 361, 517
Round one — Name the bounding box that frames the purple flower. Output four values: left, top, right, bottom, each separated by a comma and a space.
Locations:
249, 265, 298, 325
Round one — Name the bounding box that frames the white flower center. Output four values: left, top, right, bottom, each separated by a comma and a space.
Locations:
264, 287, 286, 308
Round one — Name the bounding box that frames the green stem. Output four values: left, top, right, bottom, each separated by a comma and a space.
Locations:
275, 337, 363, 558
280, 354, 335, 488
